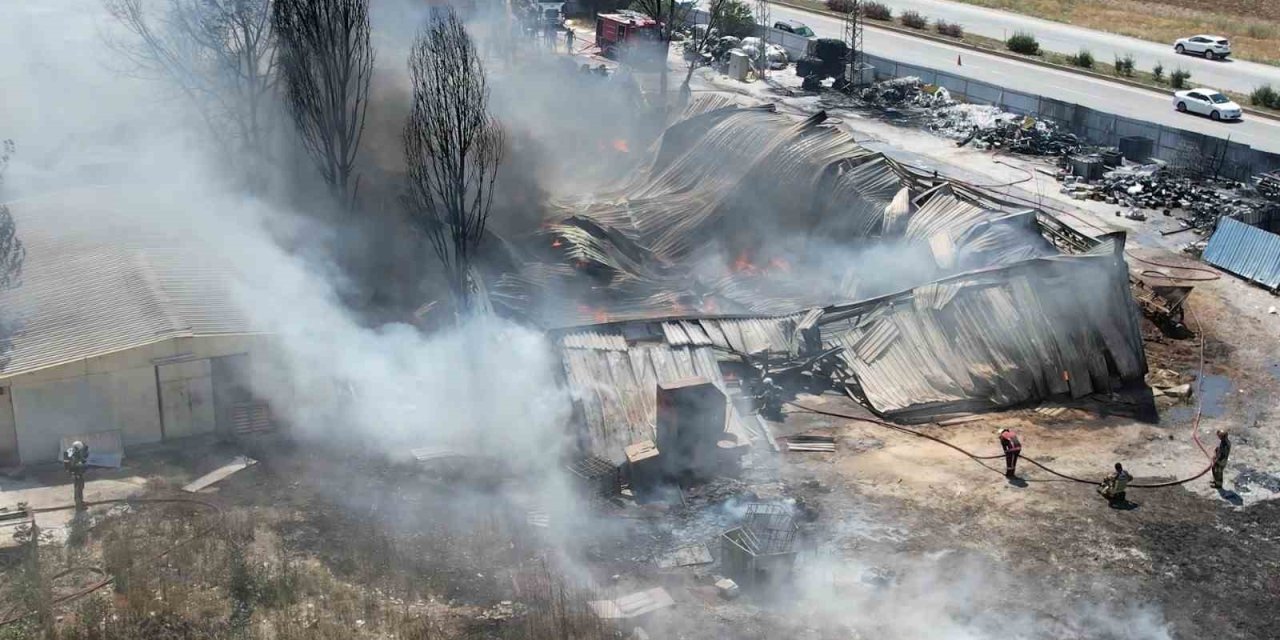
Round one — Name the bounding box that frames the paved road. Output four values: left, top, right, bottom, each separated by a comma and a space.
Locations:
794, 0, 1280, 96
767, 3, 1280, 154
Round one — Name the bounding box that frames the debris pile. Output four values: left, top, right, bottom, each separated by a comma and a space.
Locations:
1060, 164, 1276, 231
1258, 170, 1280, 202
853, 77, 1081, 156
957, 116, 1082, 156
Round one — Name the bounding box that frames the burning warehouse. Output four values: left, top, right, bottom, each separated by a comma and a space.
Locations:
497, 96, 1148, 467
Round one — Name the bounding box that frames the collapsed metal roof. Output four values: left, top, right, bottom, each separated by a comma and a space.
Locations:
498, 97, 1147, 455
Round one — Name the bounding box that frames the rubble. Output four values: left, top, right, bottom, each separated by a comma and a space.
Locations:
715, 577, 740, 599
1059, 163, 1279, 232
849, 77, 1082, 156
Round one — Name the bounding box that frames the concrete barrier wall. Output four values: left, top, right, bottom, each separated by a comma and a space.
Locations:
863, 53, 1280, 181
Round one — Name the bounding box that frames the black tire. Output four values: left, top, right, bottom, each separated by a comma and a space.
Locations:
1205, 50, 1216, 60
1177, 101, 1187, 112
1175, 44, 1185, 54
1211, 110, 1221, 120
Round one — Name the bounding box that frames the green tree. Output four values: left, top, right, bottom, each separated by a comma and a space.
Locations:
721, 0, 755, 38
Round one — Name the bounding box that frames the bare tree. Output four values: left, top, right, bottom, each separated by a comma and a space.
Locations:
630, 0, 695, 100
0, 140, 25, 292
272, 0, 373, 208
104, 0, 277, 164
681, 0, 732, 92
402, 10, 505, 318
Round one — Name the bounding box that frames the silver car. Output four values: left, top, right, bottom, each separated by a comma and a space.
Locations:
1174, 35, 1231, 60
1173, 88, 1243, 121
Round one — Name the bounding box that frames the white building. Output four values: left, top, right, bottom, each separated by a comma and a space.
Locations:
0, 187, 274, 466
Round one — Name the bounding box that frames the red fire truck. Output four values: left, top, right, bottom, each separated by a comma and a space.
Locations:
594, 11, 663, 63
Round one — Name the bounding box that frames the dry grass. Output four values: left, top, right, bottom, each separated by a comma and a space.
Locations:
0, 492, 612, 640
949, 0, 1280, 65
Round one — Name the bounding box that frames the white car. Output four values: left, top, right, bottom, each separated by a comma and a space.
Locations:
1173, 88, 1243, 121
1174, 35, 1231, 60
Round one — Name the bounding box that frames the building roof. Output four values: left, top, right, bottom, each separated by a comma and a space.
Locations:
518, 98, 1147, 426
0, 187, 258, 379
1202, 216, 1280, 290
820, 240, 1146, 421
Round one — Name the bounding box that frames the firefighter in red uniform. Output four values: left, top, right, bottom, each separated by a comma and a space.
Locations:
998, 429, 1022, 479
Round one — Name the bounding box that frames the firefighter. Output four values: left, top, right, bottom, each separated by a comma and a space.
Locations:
565, 27, 575, 53
1210, 429, 1231, 489
1098, 462, 1133, 504
62, 440, 90, 511
998, 428, 1021, 479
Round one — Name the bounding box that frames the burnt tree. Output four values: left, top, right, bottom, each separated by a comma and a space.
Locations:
402, 10, 504, 318
104, 0, 278, 168
273, 0, 373, 208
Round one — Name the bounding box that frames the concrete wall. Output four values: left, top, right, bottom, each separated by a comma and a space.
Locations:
3, 334, 267, 464
863, 53, 1280, 181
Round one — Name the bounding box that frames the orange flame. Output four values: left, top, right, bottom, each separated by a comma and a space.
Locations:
732, 250, 755, 274
769, 257, 791, 272
612, 139, 630, 153
551, 238, 563, 248
577, 304, 610, 324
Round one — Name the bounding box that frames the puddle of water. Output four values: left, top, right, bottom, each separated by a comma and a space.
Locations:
1165, 373, 1232, 423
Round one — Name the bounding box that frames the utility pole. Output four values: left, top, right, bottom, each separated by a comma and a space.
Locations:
754, 0, 771, 79
841, 0, 864, 90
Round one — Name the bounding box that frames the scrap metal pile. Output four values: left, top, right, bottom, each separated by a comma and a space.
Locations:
1061, 164, 1279, 231
496, 96, 1149, 433
849, 77, 1082, 156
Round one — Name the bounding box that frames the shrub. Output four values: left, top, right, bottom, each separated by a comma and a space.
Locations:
826, 0, 857, 13
1068, 48, 1094, 68
1170, 67, 1192, 89
862, 1, 892, 20
1152, 62, 1165, 83
1252, 84, 1280, 109
1113, 54, 1135, 76
1006, 31, 1040, 55
935, 20, 964, 37
900, 10, 927, 28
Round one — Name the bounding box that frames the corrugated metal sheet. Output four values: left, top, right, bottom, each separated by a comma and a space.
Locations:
1203, 216, 1280, 290
561, 340, 756, 465
561, 331, 628, 351
821, 248, 1146, 420
0, 188, 260, 379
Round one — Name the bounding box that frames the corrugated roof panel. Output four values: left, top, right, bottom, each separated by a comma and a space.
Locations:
1203, 217, 1280, 289
662, 322, 691, 346
0, 189, 260, 379
680, 320, 712, 346
822, 256, 1146, 420
560, 340, 757, 464
561, 331, 628, 351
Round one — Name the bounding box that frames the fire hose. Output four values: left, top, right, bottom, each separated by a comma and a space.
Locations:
0, 496, 224, 627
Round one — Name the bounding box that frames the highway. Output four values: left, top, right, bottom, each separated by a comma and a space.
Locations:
839, 0, 1280, 96
767, 3, 1280, 154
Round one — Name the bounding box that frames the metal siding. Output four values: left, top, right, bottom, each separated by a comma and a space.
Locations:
1203, 217, 1280, 289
